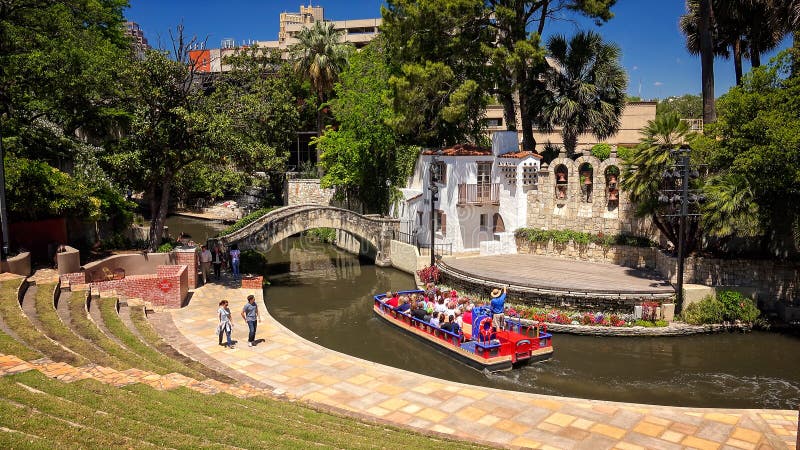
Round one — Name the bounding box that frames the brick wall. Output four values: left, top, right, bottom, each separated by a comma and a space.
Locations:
241, 275, 263, 289
62, 264, 189, 308
173, 246, 198, 289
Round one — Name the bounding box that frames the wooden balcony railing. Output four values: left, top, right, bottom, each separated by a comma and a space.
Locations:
457, 183, 499, 206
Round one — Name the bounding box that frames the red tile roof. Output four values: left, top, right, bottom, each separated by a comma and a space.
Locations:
499, 151, 542, 159
422, 144, 492, 156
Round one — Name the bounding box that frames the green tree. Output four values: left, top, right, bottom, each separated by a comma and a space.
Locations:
657, 94, 703, 119
620, 113, 701, 251
315, 41, 419, 214
381, 0, 617, 149
534, 31, 627, 156
702, 52, 800, 257
110, 31, 295, 249
289, 21, 353, 138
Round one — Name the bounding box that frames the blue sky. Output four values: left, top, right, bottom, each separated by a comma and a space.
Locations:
126, 1, 792, 100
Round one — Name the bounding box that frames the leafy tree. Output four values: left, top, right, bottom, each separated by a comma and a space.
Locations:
534, 31, 627, 156
381, 0, 617, 149
657, 94, 703, 119
620, 113, 701, 252
109, 31, 295, 249
315, 41, 419, 214
702, 52, 800, 257
289, 21, 353, 138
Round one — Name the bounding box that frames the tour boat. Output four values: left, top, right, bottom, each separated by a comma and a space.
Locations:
373, 290, 554, 372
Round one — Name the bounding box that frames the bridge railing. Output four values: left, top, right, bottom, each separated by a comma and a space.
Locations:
392, 230, 453, 257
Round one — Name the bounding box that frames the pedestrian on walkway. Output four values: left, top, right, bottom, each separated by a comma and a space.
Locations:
199, 245, 212, 284
217, 300, 234, 348
229, 244, 241, 280
211, 243, 225, 280
241, 294, 261, 346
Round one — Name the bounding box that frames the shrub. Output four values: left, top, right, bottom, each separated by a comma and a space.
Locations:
219, 207, 275, 236
716, 290, 760, 323
590, 143, 612, 161
681, 295, 725, 325
417, 265, 440, 284
239, 250, 268, 275
156, 241, 176, 253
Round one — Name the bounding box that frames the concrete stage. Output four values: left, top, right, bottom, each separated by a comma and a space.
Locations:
440, 254, 674, 298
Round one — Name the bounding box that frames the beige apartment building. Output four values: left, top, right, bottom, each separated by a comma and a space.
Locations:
483, 101, 657, 151
189, 4, 381, 73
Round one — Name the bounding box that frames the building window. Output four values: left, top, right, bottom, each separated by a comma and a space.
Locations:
480, 214, 488, 231
435, 210, 446, 236
484, 118, 503, 128
417, 211, 424, 227
477, 162, 492, 185
431, 161, 446, 184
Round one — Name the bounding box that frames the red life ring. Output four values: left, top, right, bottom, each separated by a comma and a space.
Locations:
478, 317, 493, 341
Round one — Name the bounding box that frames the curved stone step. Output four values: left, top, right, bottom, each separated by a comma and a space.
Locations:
124, 303, 237, 384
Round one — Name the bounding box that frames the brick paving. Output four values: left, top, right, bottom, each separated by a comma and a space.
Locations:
168, 282, 798, 449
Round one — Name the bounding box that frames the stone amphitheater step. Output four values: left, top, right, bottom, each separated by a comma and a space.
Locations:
87, 295, 126, 347
123, 302, 238, 384
146, 310, 274, 390
0, 278, 85, 366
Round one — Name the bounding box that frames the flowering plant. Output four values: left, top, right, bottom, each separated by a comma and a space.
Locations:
416, 265, 441, 284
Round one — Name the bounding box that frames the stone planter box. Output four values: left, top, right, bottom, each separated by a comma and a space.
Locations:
1, 251, 31, 277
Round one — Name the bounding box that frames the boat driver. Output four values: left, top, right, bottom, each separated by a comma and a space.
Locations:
490, 286, 508, 331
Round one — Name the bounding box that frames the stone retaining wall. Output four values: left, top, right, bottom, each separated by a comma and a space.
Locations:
512, 317, 750, 336
515, 236, 799, 308
390, 240, 426, 275
285, 178, 335, 206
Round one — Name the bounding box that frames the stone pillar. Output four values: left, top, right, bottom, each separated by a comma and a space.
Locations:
173, 246, 199, 289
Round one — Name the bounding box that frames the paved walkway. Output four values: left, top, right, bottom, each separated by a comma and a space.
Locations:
443, 254, 673, 295
170, 283, 797, 449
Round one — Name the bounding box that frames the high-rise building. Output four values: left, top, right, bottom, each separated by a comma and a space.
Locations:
124, 21, 150, 53
189, 4, 381, 73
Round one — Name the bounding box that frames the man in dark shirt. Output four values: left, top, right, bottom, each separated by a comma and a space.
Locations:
441, 315, 460, 334
411, 303, 427, 320
241, 295, 261, 346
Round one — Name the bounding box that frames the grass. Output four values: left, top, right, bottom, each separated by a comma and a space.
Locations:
96, 298, 205, 378
33, 283, 127, 370
0, 329, 40, 361
128, 305, 236, 383
0, 370, 486, 449
66, 291, 166, 373
0, 280, 85, 365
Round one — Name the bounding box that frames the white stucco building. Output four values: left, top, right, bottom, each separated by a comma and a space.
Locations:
395, 131, 540, 254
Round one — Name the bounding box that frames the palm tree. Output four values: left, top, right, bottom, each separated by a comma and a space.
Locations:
620, 113, 699, 252
681, 0, 743, 84
289, 21, 353, 137
534, 31, 627, 156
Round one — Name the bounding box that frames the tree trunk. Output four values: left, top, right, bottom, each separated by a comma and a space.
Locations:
750, 42, 761, 68
733, 37, 743, 86
149, 174, 173, 251
517, 72, 536, 151
699, 0, 717, 124
563, 131, 577, 157
500, 92, 517, 131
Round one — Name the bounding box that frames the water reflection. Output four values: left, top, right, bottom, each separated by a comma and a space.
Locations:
265, 237, 800, 410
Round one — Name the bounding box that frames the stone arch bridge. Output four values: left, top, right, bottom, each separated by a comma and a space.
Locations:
219, 205, 400, 266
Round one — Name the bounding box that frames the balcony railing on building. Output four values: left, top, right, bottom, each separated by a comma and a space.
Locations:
681, 118, 704, 133
457, 183, 499, 206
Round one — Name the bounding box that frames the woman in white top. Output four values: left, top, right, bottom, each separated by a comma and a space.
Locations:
217, 300, 234, 348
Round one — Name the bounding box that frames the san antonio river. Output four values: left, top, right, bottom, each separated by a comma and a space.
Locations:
258, 237, 800, 410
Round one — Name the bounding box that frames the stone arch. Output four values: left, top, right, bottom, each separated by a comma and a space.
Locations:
599, 157, 623, 207
221, 205, 400, 266
551, 160, 573, 203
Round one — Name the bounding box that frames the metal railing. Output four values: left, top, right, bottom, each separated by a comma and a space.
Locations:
457, 183, 499, 206
395, 230, 416, 245
417, 242, 453, 257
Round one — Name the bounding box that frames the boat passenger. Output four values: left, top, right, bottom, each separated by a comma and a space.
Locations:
434, 298, 447, 315
424, 282, 436, 301
385, 292, 400, 308
454, 310, 464, 329
429, 313, 440, 328
396, 297, 411, 313
441, 314, 460, 334
411, 302, 427, 321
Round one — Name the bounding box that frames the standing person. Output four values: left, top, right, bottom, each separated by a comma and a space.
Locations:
199, 245, 212, 284
211, 244, 225, 280
490, 285, 508, 331
217, 300, 234, 348
229, 244, 241, 280
241, 294, 261, 347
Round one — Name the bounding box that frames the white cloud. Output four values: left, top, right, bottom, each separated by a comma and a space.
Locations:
653, 81, 664, 87
632, 65, 638, 71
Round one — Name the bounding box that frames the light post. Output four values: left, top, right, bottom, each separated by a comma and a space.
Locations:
658, 145, 703, 313
428, 156, 439, 267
